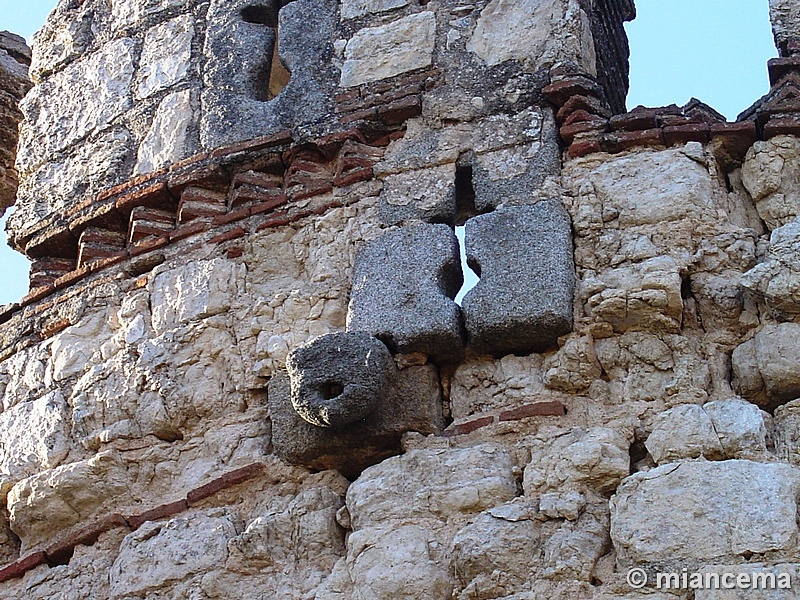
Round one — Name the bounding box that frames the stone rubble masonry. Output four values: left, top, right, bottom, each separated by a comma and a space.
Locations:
3, 0, 800, 598
0, 31, 31, 215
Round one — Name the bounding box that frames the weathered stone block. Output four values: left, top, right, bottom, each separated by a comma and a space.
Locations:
732, 323, 800, 411
742, 136, 800, 229
695, 563, 798, 600
467, 0, 596, 75
347, 223, 465, 360
462, 201, 574, 356
379, 163, 457, 226
269, 365, 443, 475
286, 332, 394, 428
611, 461, 800, 566
340, 0, 409, 20
645, 404, 724, 465
340, 12, 436, 88
135, 15, 194, 99
135, 89, 196, 174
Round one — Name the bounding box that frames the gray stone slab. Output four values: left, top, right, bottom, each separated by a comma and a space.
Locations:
461, 200, 574, 356
347, 223, 465, 361
378, 163, 457, 227
269, 364, 443, 476
286, 331, 394, 428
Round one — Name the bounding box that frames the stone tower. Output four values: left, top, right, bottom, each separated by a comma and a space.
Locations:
0, 0, 800, 597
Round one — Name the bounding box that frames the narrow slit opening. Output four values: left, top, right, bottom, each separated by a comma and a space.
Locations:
454, 225, 479, 306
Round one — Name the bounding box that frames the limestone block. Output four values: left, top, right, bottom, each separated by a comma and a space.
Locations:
539, 491, 587, 521
340, 0, 409, 20
8, 451, 131, 551
0, 391, 71, 494
347, 223, 465, 360
467, 0, 596, 75
450, 509, 541, 599
135, 15, 194, 99
13, 127, 132, 232
742, 136, 800, 229
50, 309, 113, 382
543, 334, 603, 394
611, 461, 800, 565
110, 510, 237, 597
149, 258, 243, 334
379, 163, 457, 226
16, 37, 136, 172
732, 323, 800, 410
450, 354, 550, 419
523, 428, 630, 496
269, 366, 443, 474
286, 332, 394, 428
741, 218, 800, 317
645, 405, 724, 465
703, 398, 768, 460
347, 444, 517, 529
461, 201, 575, 356
542, 508, 609, 581
29, 3, 94, 80
135, 88, 196, 174
695, 563, 798, 600
581, 256, 684, 334
317, 524, 454, 600
0, 343, 50, 410
340, 12, 436, 87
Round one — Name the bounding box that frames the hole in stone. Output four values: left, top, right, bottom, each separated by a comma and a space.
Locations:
454, 158, 477, 226
629, 439, 648, 475
241, 5, 278, 26
680, 275, 693, 300
454, 225, 479, 306
268, 37, 291, 99
321, 381, 345, 400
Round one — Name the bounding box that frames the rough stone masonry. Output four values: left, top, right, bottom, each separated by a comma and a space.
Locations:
1, 0, 800, 598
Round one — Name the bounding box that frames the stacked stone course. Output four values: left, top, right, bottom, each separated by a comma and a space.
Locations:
2, 0, 800, 599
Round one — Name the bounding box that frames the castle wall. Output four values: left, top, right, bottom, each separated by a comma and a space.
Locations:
1, 0, 800, 598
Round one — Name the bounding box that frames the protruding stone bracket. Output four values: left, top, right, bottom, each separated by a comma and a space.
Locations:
286, 331, 394, 428
270, 333, 444, 474
461, 200, 575, 356
347, 223, 466, 362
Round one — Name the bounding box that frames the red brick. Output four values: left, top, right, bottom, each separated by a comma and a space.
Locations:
339, 107, 379, 124
611, 128, 665, 152
53, 265, 91, 290
663, 123, 710, 146
129, 236, 169, 257
442, 416, 495, 437
499, 401, 566, 422
226, 247, 244, 259
167, 162, 229, 195
211, 206, 252, 226
334, 167, 373, 188
563, 109, 608, 126
249, 194, 289, 215
568, 138, 603, 158
542, 75, 603, 106
560, 120, 609, 144
233, 170, 283, 189
764, 116, 800, 138
256, 212, 291, 230
231, 184, 285, 208
46, 514, 129, 566
88, 252, 128, 273
210, 130, 293, 158
128, 499, 189, 529
768, 56, 800, 86
169, 221, 210, 242
210, 227, 247, 244
186, 464, 265, 506
378, 95, 422, 125
21, 285, 56, 306
335, 88, 360, 104
286, 180, 334, 202
0, 551, 48, 582
115, 181, 176, 215
556, 95, 611, 124
167, 151, 211, 172
40, 318, 72, 339
178, 200, 228, 223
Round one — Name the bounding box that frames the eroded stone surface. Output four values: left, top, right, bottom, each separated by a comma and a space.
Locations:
611, 461, 800, 565
347, 223, 465, 360
340, 12, 436, 87
462, 201, 575, 356
742, 136, 800, 229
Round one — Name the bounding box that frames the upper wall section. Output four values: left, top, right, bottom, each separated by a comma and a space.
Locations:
0, 32, 31, 217
7, 0, 633, 255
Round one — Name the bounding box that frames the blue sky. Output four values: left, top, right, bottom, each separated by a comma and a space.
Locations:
0, 0, 779, 305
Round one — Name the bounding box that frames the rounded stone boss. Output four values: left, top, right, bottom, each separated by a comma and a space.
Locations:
286, 331, 394, 428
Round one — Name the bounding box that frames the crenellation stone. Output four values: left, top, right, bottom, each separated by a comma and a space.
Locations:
347, 223, 466, 360
461, 200, 575, 356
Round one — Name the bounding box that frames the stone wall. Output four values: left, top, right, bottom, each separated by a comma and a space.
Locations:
0, 31, 31, 216
2, 0, 800, 599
